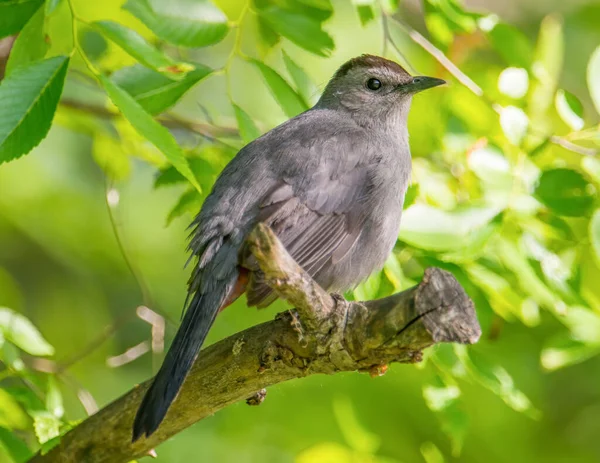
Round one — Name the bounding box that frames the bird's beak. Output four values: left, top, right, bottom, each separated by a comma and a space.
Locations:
405, 76, 446, 93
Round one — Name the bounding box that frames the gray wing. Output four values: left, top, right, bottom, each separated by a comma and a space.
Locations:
242, 165, 373, 307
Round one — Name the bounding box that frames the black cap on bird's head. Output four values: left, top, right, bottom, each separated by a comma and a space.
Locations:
317, 54, 445, 117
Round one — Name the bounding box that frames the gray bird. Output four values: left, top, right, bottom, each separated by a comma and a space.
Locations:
133, 54, 445, 440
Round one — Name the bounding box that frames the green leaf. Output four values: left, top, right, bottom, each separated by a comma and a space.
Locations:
383, 253, 405, 291
561, 305, 600, 344
250, 60, 308, 118
233, 104, 261, 144
155, 157, 216, 188
0, 0, 44, 38
423, 378, 467, 456
32, 412, 60, 444
45, 0, 63, 15
0, 55, 69, 164
282, 50, 315, 105
5, 5, 48, 76
99, 75, 200, 191
352, 271, 382, 300
528, 16, 563, 127
111, 64, 211, 115
0, 389, 29, 431
0, 307, 54, 356
45, 377, 64, 419
555, 89, 584, 131
591, 209, 600, 268
494, 238, 560, 312
398, 205, 500, 251
421, 442, 445, 463
258, 7, 334, 56
456, 345, 540, 419
124, 0, 229, 48
486, 23, 533, 68
256, 16, 280, 51
0, 426, 32, 462
167, 188, 203, 224
541, 334, 600, 371
92, 21, 192, 78
353, 1, 375, 26
587, 45, 600, 116
534, 168, 594, 217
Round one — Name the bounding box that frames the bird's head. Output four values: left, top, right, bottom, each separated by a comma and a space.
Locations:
317, 55, 445, 128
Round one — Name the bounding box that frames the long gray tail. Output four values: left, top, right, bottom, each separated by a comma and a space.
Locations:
132, 282, 230, 441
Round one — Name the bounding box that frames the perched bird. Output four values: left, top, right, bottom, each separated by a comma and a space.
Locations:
132, 54, 445, 440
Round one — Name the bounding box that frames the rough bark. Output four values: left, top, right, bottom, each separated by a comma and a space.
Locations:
30, 224, 481, 463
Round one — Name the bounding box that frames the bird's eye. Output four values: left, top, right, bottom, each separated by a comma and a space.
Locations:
366, 78, 382, 91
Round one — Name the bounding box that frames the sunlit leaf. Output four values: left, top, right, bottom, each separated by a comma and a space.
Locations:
534, 168, 594, 217
93, 21, 193, 78
233, 104, 261, 144
282, 51, 316, 106
0, 0, 44, 38
250, 60, 308, 118
541, 334, 600, 371
465, 263, 537, 324
5, 5, 48, 75
99, 75, 200, 191
124, 0, 229, 48
497, 67, 529, 99
0, 389, 29, 430
46, 377, 64, 419
499, 105, 528, 145
555, 89, 584, 131
0, 307, 54, 356
590, 209, 600, 269
560, 306, 600, 344
383, 253, 404, 291
528, 15, 563, 129
421, 442, 445, 463
111, 64, 212, 115
32, 412, 60, 444
486, 23, 533, 68
494, 238, 561, 312
587, 45, 600, 116
258, 7, 334, 56
296, 443, 355, 463
399, 205, 500, 251
0, 56, 69, 164
353, 271, 382, 301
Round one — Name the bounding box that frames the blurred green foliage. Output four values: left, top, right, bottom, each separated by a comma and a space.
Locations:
1, 0, 600, 461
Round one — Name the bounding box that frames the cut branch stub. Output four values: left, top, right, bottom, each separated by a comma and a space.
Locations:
28, 224, 480, 463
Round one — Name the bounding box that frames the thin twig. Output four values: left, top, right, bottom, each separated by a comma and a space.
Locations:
59, 97, 239, 141
389, 15, 483, 96
386, 15, 600, 156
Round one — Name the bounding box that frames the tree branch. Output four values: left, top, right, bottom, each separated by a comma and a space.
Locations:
58, 97, 239, 142
29, 225, 480, 463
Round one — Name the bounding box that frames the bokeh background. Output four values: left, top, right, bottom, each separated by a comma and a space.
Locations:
1, 0, 600, 461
